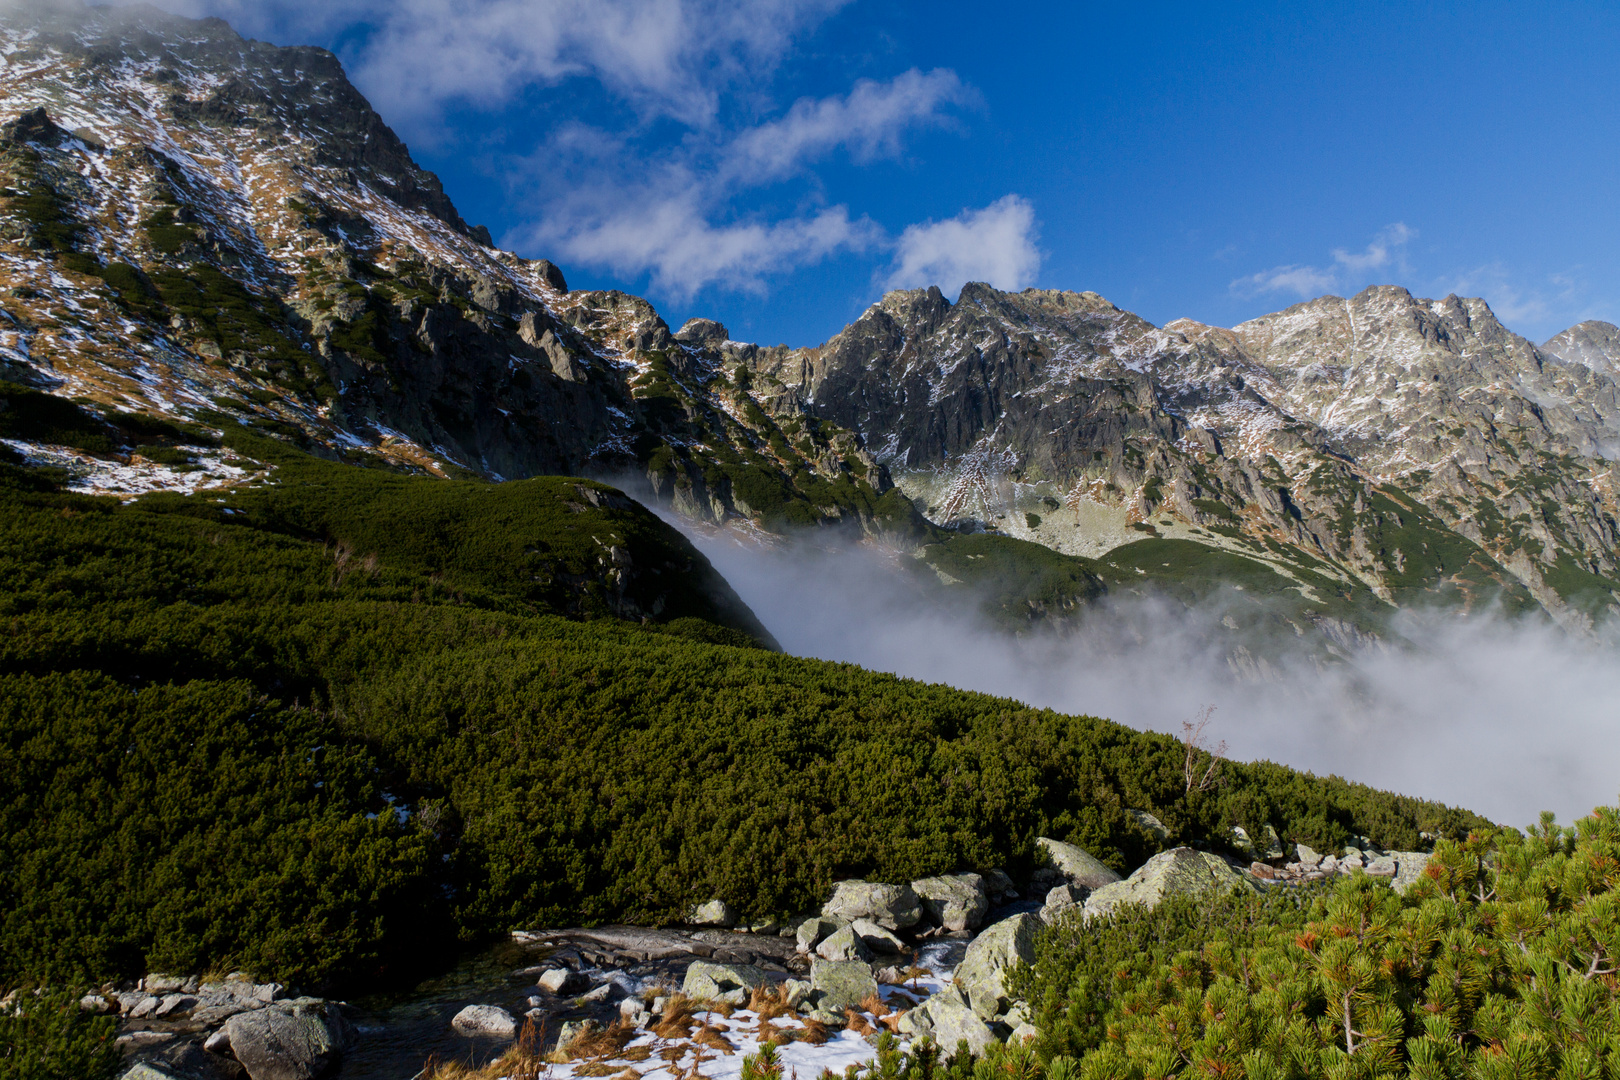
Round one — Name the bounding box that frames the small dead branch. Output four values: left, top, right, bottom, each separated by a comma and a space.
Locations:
1182, 705, 1227, 794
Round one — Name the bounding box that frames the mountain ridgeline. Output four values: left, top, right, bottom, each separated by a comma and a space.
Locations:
1, 6, 1615, 651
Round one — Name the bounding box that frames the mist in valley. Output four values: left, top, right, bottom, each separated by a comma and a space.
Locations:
674, 521, 1620, 831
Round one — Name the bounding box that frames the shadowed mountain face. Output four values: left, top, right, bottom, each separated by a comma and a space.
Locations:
0, 1, 1615, 636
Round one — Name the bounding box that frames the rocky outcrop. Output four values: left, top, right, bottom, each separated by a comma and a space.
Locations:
219, 999, 354, 1080
809, 958, 879, 1011
822, 880, 923, 931
898, 995, 997, 1054
1033, 838, 1122, 891
1084, 847, 1253, 919
952, 913, 1040, 1020
911, 873, 990, 931
681, 961, 768, 1004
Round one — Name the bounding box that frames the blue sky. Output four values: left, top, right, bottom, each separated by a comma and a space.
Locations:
182, 0, 1620, 348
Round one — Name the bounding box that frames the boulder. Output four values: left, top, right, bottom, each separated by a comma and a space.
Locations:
982, 869, 1018, 901
1366, 855, 1397, 878
1040, 884, 1085, 924
822, 880, 922, 930
221, 999, 354, 1080
1391, 852, 1432, 894
1035, 838, 1122, 891
142, 975, 192, 995
1084, 848, 1254, 920
537, 968, 586, 995
850, 918, 905, 954
953, 913, 1040, 1019
911, 874, 990, 931
1128, 809, 1170, 840
154, 994, 198, 1018
452, 1004, 517, 1038
782, 979, 813, 1009
897, 994, 997, 1054
1295, 843, 1323, 868
681, 962, 767, 1001
810, 958, 878, 1010
118, 1066, 186, 1080
815, 925, 874, 962
796, 916, 845, 953
689, 899, 737, 927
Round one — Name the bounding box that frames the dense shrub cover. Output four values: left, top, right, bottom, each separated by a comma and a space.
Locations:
0, 423, 1488, 994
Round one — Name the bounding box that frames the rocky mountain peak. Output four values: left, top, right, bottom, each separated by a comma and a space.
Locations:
1543, 320, 1620, 379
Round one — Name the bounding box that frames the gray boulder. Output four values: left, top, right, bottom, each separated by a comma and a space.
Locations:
898, 994, 997, 1054
953, 912, 1040, 1019
982, 869, 1018, 901
221, 999, 355, 1080
1390, 852, 1432, 894
911, 874, 990, 931
816, 925, 874, 962
537, 968, 587, 995
1040, 884, 1085, 924
681, 962, 767, 1001
1295, 843, 1323, 868
1084, 848, 1254, 920
119, 1067, 186, 1080
555, 1019, 600, 1055
822, 880, 922, 930
850, 918, 905, 954
810, 958, 878, 1011
452, 1004, 517, 1038
688, 899, 737, 927
796, 916, 845, 953
1035, 838, 1122, 891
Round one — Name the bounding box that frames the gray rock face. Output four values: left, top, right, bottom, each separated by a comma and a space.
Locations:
1035, 838, 1122, 891
1129, 810, 1170, 840
849, 918, 905, 953
815, 925, 874, 963
1084, 848, 1254, 920
1295, 843, 1323, 867
452, 1004, 517, 1038
809, 958, 878, 1011
911, 873, 990, 931
1390, 852, 1432, 893
897, 993, 997, 1054
795, 916, 844, 953
688, 899, 737, 927
1040, 884, 1085, 924
681, 961, 767, 1001
221, 999, 354, 1080
953, 913, 1040, 1019
821, 881, 922, 931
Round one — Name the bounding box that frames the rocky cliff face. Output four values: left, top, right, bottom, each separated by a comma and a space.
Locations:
2, 2, 1615, 631
745, 283, 1620, 626
0, 1, 895, 532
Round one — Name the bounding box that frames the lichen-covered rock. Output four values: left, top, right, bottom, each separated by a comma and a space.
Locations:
1040, 884, 1085, 924
898, 994, 997, 1054
850, 918, 905, 953
1390, 852, 1432, 894
1035, 838, 1122, 890
815, 925, 874, 962
1084, 847, 1254, 920
681, 962, 767, 1001
555, 1019, 600, 1055
911, 873, 989, 931
822, 880, 922, 930
688, 899, 736, 927
537, 968, 586, 995
1129, 809, 1170, 839
795, 916, 845, 953
452, 1004, 517, 1037
953, 912, 1040, 1019
810, 958, 878, 1010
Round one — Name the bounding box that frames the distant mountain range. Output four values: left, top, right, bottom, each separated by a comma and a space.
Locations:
2, 1, 1616, 645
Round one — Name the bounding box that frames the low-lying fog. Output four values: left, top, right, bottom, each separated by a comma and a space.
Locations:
677, 523, 1620, 830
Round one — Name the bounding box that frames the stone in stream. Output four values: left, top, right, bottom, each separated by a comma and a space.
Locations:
821, 880, 922, 930
910, 873, 990, 931
809, 958, 878, 1010
953, 913, 1040, 1019
451, 1004, 518, 1037
849, 918, 905, 954
537, 968, 586, 995
1083, 847, 1254, 920
221, 998, 355, 1080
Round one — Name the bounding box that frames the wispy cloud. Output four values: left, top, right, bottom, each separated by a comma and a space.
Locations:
1232, 223, 1415, 299
883, 195, 1041, 298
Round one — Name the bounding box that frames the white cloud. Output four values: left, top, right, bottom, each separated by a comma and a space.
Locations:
163, 0, 849, 128
883, 196, 1041, 297
723, 68, 972, 183
1232, 222, 1415, 299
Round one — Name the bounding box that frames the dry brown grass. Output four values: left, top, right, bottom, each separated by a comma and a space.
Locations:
650, 995, 700, 1040
797, 1018, 830, 1045
566, 1020, 638, 1061
423, 1017, 548, 1080
859, 992, 892, 1019
843, 1008, 875, 1036
694, 1024, 736, 1055
747, 984, 794, 1021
